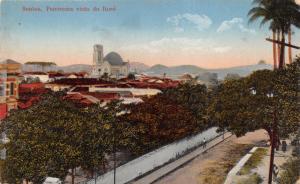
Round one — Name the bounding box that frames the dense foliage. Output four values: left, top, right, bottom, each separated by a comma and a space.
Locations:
0, 82, 210, 183
162, 83, 209, 127
278, 157, 300, 184
121, 95, 198, 155
208, 58, 300, 139
0, 92, 119, 183
1, 57, 299, 183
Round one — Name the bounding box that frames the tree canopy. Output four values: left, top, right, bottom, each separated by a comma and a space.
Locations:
162, 83, 210, 127
25, 61, 57, 66
121, 95, 198, 155
0, 92, 119, 183
208, 57, 300, 138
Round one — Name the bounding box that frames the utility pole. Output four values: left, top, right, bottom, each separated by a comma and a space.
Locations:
268, 109, 277, 184
265, 38, 299, 184
113, 116, 116, 184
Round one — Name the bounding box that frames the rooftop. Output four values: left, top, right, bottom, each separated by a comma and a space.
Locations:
0, 59, 21, 65
104, 52, 128, 66
48, 78, 113, 85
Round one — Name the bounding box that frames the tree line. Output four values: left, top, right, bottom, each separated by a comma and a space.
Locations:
0, 82, 211, 183
0, 57, 299, 183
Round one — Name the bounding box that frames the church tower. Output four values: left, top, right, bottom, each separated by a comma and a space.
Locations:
93, 44, 103, 65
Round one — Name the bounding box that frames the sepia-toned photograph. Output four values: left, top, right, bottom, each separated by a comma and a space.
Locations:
0, 0, 299, 183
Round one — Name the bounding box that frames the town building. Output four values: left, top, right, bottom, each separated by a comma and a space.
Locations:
88, 86, 161, 97
23, 72, 49, 83
91, 44, 129, 79
0, 59, 21, 119
18, 83, 47, 109
45, 78, 113, 91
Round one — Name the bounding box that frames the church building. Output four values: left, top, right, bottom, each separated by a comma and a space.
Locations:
91, 44, 129, 78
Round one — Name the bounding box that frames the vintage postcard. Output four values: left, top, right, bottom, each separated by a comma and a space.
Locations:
0, 0, 299, 184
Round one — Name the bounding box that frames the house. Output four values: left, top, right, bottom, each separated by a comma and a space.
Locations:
23, 72, 49, 83
18, 83, 48, 109
0, 104, 7, 120
88, 86, 161, 97
45, 78, 113, 91
48, 72, 65, 82
0, 59, 21, 117
65, 72, 87, 79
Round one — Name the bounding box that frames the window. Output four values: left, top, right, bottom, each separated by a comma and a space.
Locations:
10, 83, 14, 96
0, 85, 4, 96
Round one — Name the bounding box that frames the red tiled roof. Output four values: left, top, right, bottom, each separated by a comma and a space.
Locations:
23, 72, 47, 75
64, 73, 86, 78
64, 93, 95, 107
48, 78, 113, 85
48, 73, 65, 78
20, 83, 45, 89
81, 92, 121, 100
18, 96, 40, 109
19, 83, 47, 94
0, 103, 7, 120
72, 87, 89, 92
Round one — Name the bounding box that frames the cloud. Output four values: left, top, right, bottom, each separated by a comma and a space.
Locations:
239, 25, 256, 34
214, 46, 232, 53
217, 17, 256, 34
120, 37, 231, 55
217, 18, 243, 33
174, 27, 184, 33
167, 13, 212, 32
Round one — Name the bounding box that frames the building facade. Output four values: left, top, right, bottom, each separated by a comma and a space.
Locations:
0, 59, 21, 119
91, 44, 129, 78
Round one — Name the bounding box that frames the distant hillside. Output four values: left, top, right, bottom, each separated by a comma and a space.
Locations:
58, 64, 92, 73
210, 63, 272, 79
146, 64, 206, 75
22, 64, 92, 73
129, 62, 150, 73
21, 61, 272, 79
145, 63, 272, 79
23, 62, 149, 74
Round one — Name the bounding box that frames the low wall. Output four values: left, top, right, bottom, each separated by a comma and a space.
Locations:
86, 127, 221, 184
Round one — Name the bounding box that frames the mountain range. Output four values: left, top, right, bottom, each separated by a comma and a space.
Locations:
22, 64, 92, 73
144, 63, 272, 79
22, 61, 272, 80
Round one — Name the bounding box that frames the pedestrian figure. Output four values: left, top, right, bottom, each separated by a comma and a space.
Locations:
282, 140, 287, 152
202, 138, 206, 149
273, 164, 279, 179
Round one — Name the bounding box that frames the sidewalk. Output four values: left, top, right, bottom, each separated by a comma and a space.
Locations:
255, 141, 293, 184
132, 132, 232, 184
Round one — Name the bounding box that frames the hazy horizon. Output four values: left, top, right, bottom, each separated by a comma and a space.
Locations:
1, 0, 299, 69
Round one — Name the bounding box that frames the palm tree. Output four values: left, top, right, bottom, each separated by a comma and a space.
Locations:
248, 0, 281, 69
288, 28, 292, 64
248, 0, 300, 68
285, 1, 300, 63
277, 0, 300, 65
273, 0, 300, 66
271, 23, 278, 69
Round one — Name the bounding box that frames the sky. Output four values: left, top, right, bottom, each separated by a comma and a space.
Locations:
0, 0, 300, 69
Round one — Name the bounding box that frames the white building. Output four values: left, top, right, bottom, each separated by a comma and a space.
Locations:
88, 86, 161, 97
23, 72, 49, 83
91, 44, 129, 79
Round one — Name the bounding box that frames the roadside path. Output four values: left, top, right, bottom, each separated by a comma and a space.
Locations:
153, 130, 268, 184
132, 132, 232, 184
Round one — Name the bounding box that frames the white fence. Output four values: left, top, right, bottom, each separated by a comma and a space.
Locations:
86, 127, 221, 184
